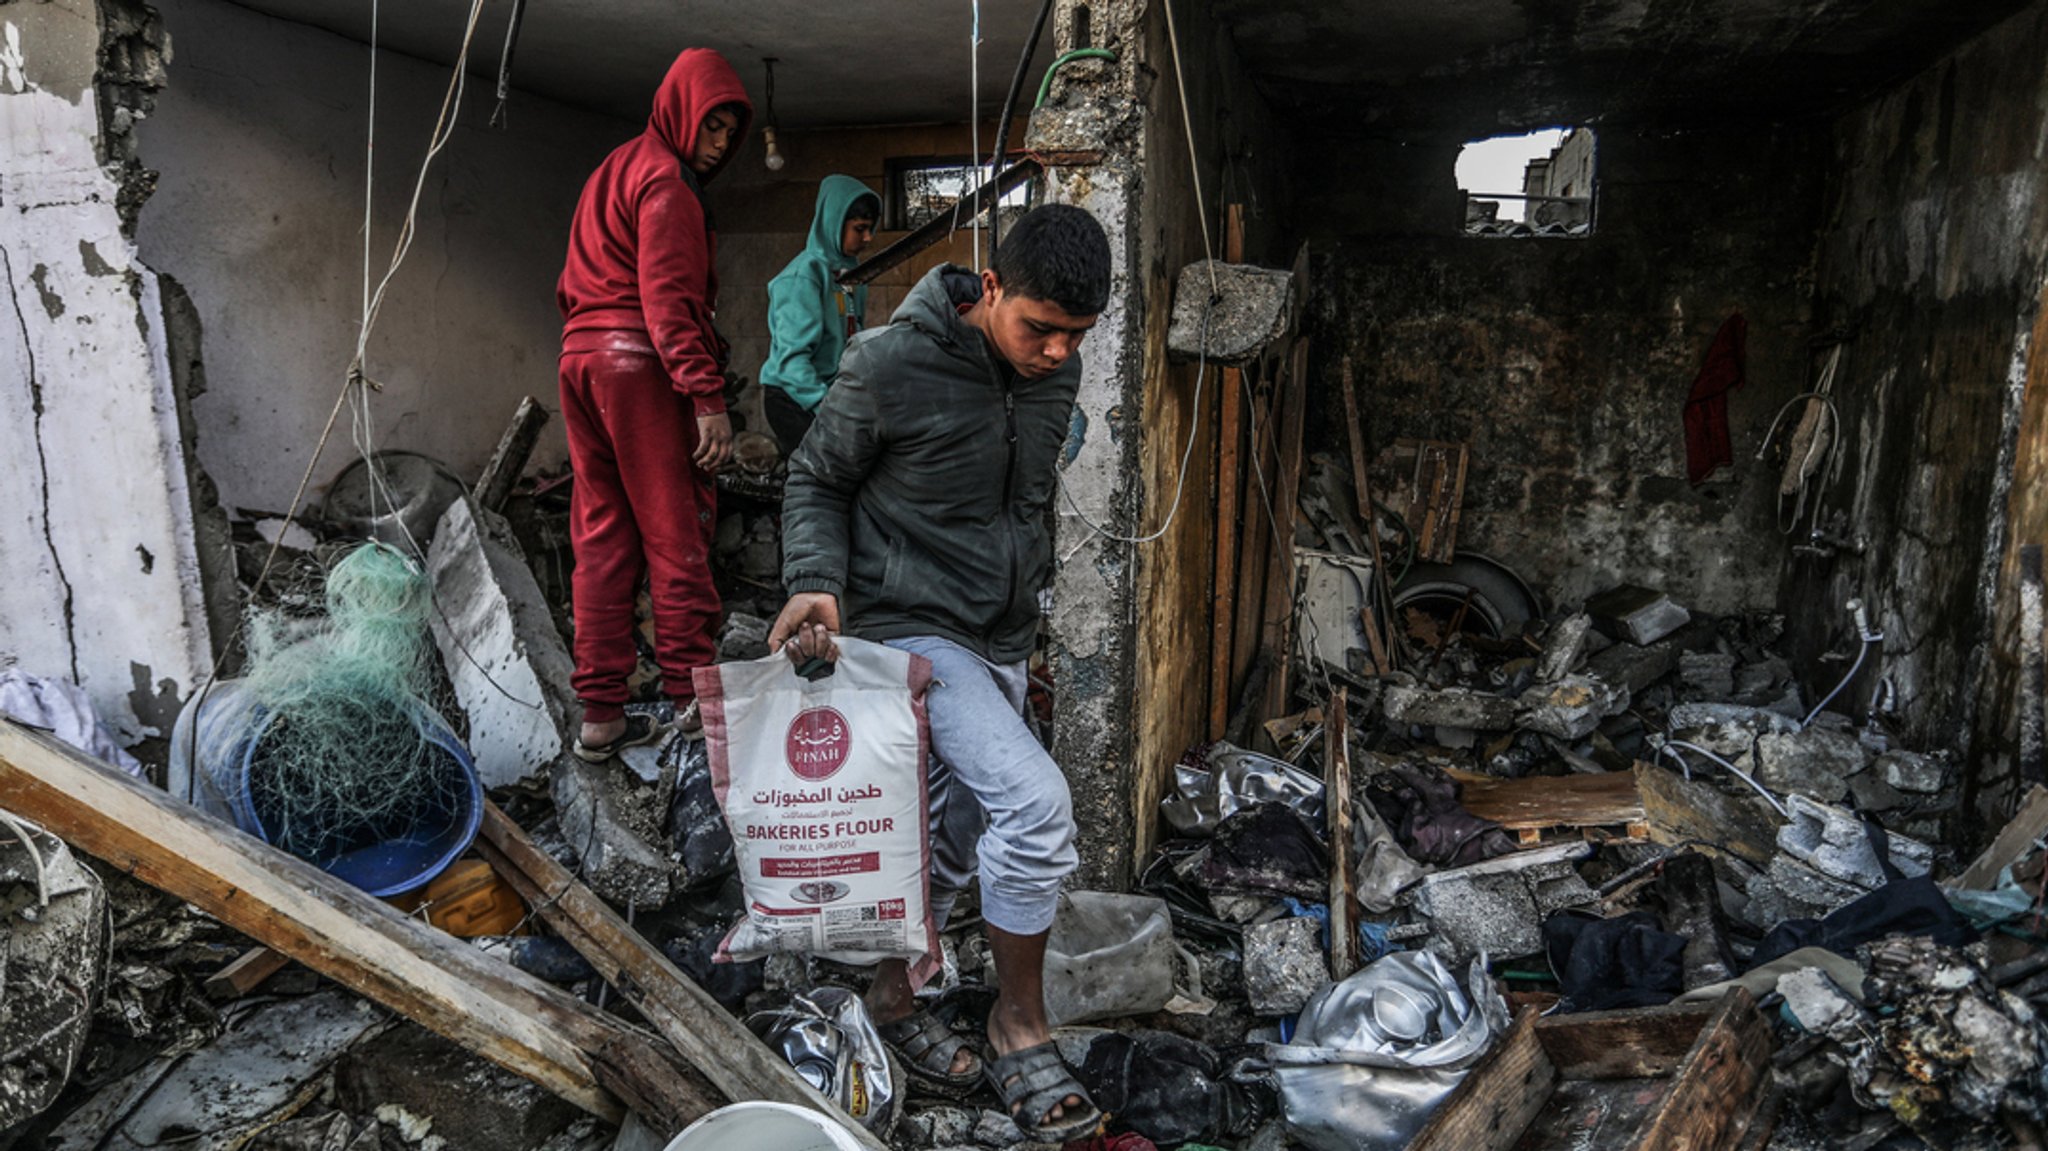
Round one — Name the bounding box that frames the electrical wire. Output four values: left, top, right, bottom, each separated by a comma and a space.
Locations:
1655, 740, 1790, 819
970, 0, 983, 272
0, 810, 50, 909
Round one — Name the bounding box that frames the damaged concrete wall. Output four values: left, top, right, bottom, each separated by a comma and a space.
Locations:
1302, 126, 1822, 616
1, 0, 217, 744
134, 0, 630, 516
1792, 0, 2048, 826
1032, 0, 1291, 885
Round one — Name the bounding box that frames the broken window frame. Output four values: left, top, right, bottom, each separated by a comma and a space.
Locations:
882, 155, 1034, 233
1458, 127, 1599, 238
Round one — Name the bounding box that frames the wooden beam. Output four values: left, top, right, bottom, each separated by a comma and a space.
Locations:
473, 395, 550, 513
1533, 1002, 1718, 1079
1208, 204, 1248, 741
1325, 687, 1358, 978
1634, 762, 1783, 867
1448, 769, 1647, 832
1259, 337, 1311, 720
1341, 356, 1392, 675
0, 719, 696, 1126
472, 804, 889, 1151
1633, 990, 1773, 1151
1408, 1007, 1556, 1151
204, 946, 292, 1001
1229, 380, 1278, 708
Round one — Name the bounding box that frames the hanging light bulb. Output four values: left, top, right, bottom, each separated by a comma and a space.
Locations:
762, 58, 785, 172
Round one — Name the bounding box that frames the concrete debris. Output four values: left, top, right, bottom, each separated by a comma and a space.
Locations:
1166, 260, 1295, 365
549, 747, 684, 909
0, 815, 107, 1133
1242, 917, 1330, 1016
1584, 584, 1692, 646
1755, 725, 1871, 803
1778, 966, 1863, 1038
1666, 701, 1800, 758
1845, 769, 1906, 812
427, 497, 577, 790
335, 1023, 586, 1151
717, 612, 772, 661
1876, 748, 1948, 794
1776, 794, 1932, 889
1584, 637, 1683, 695
1381, 680, 1516, 731
1678, 651, 1737, 699
1534, 613, 1593, 683
1406, 842, 1596, 966
1514, 673, 1628, 739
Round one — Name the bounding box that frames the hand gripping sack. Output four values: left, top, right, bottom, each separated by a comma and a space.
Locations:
695, 638, 939, 970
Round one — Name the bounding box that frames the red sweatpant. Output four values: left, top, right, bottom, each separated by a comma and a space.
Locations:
559, 343, 719, 723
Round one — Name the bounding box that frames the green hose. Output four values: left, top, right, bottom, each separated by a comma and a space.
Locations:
1035, 48, 1119, 108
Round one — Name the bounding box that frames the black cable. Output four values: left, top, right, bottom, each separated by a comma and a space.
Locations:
986, 0, 1054, 261
489, 0, 529, 129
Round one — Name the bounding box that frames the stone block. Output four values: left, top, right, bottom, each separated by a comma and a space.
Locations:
1585, 639, 1683, 695
426, 497, 574, 790
1666, 702, 1799, 759
1758, 853, 1868, 919
1536, 613, 1594, 683
718, 612, 772, 661
1585, 585, 1692, 646
1777, 794, 1932, 888
1516, 674, 1629, 739
1242, 917, 1330, 1016
1847, 770, 1906, 812
1408, 843, 1596, 966
1679, 651, 1737, 699
550, 750, 681, 909
1382, 683, 1516, 731
1756, 727, 1870, 804
1166, 260, 1294, 365
1877, 749, 1948, 794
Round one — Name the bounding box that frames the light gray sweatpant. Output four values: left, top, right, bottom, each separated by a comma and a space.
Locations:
884, 635, 1077, 936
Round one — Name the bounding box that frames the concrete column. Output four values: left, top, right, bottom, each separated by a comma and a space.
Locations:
0, 0, 218, 745
1031, 0, 1151, 891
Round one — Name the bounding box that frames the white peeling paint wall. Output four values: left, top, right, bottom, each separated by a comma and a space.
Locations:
1, 0, 212, 743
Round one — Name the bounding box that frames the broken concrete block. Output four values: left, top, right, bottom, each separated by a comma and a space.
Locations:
717, 612, 772, 661
1679, 651, 1737, 699
550, 750, 681, 909
1408, 842, 1596, 966
1757, 853, 1870, 921
1515, 674, 1629, 740
1779, 967, 1865, 1040
1876, 749, 1948, 794
1242, 917, 1329, 1016
1756, 727, 1870, 804
427, 497, 575, 790
1536, 614, 1594, 683
1777, 794, 1932, 889
1585, 585, 1692, 646
1666, 701, 1800, 759
1166, 260, 1294, 366
1734, 655, 1793, 700
1382, 682, 1516, 731
1585, 638, 1683, 695
1847, 770, 1906, 812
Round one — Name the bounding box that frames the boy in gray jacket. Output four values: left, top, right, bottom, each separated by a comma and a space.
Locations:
770, 205, 1110, 1141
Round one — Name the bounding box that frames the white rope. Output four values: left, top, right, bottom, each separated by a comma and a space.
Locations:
0, 809, 51, 909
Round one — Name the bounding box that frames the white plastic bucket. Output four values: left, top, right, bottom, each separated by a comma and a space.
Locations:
660, 1102, 866, 1151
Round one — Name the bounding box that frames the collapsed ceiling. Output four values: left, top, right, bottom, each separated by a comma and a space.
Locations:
1212, 0, 2033, 134
225, 0, 1056, 129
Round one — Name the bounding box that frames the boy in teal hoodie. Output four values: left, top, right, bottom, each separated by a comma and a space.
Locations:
760, 175, 880, 453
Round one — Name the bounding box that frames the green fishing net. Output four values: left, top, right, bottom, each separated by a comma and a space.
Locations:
241, 541, 464, 864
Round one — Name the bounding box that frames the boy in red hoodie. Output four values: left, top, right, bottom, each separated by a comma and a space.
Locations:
556, 49, 751, 758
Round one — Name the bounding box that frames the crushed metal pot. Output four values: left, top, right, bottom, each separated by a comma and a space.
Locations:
746, 987, 897, 1134
1266, 950, 1510, 1151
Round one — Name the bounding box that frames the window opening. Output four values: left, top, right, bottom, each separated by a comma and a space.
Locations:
884, 156, 1034, 232
1457, 127, 1596, 238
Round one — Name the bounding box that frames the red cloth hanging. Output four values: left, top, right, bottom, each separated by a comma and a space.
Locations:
1684, 313, 1747, 486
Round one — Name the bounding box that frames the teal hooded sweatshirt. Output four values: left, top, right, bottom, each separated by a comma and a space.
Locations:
760, 175, 878, 411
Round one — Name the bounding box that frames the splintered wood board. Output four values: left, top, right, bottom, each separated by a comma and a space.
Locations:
1398, 438, 1470, 563
1448, 769, 1647, 831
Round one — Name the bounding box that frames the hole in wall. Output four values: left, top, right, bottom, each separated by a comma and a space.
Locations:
1073, 4, 1092, 49
1457, 127, 1597, 238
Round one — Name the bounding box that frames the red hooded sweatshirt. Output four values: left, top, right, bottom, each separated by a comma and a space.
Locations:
557, 49, 752, 414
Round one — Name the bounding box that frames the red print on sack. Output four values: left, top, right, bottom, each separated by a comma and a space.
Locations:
785, 707, 852, 781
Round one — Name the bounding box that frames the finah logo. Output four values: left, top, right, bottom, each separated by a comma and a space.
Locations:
785, 707, 851, 781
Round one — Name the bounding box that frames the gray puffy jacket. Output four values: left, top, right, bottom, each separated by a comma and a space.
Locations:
781, 264, 1081, 664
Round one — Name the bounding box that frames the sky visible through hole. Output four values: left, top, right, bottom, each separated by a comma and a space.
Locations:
1457, 129, 1568, 223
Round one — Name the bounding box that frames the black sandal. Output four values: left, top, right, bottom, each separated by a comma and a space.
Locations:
572, 713, 666, 762
985, 1041, 1102, 1143
875, 1008, 981, 1096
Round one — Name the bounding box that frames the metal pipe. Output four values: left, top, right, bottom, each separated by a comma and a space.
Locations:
1801, 598, 1882, 729
986, 0, 1055, 261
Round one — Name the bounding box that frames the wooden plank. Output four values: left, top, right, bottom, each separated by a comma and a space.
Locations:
1632, 989, 1772, 1151
1959, 782, 2048, 889
1408, 1007, 1557, 1151
1207, 205, 1248, 740
1229, 380, 1278, 700
1259, 337, 1312, 720
1402, 439, 1470, 564
1325, 688, 1358, 978
472, 395, 549, 512
1534, 1002, 1719, 1080
204, 946, 292, 1001
473, 803, 888, 1151
1450, 770, 1647, 832
1634, 763, 1783, 867
0, 720, 693, 1125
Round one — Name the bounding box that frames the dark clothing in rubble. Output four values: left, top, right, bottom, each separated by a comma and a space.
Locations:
1369, 765, 1518, 867
1201, 803, 1331, 901
1543, 909, 1687, 1012
1749, 874, 1976, 969
781, 264, 1082, 665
